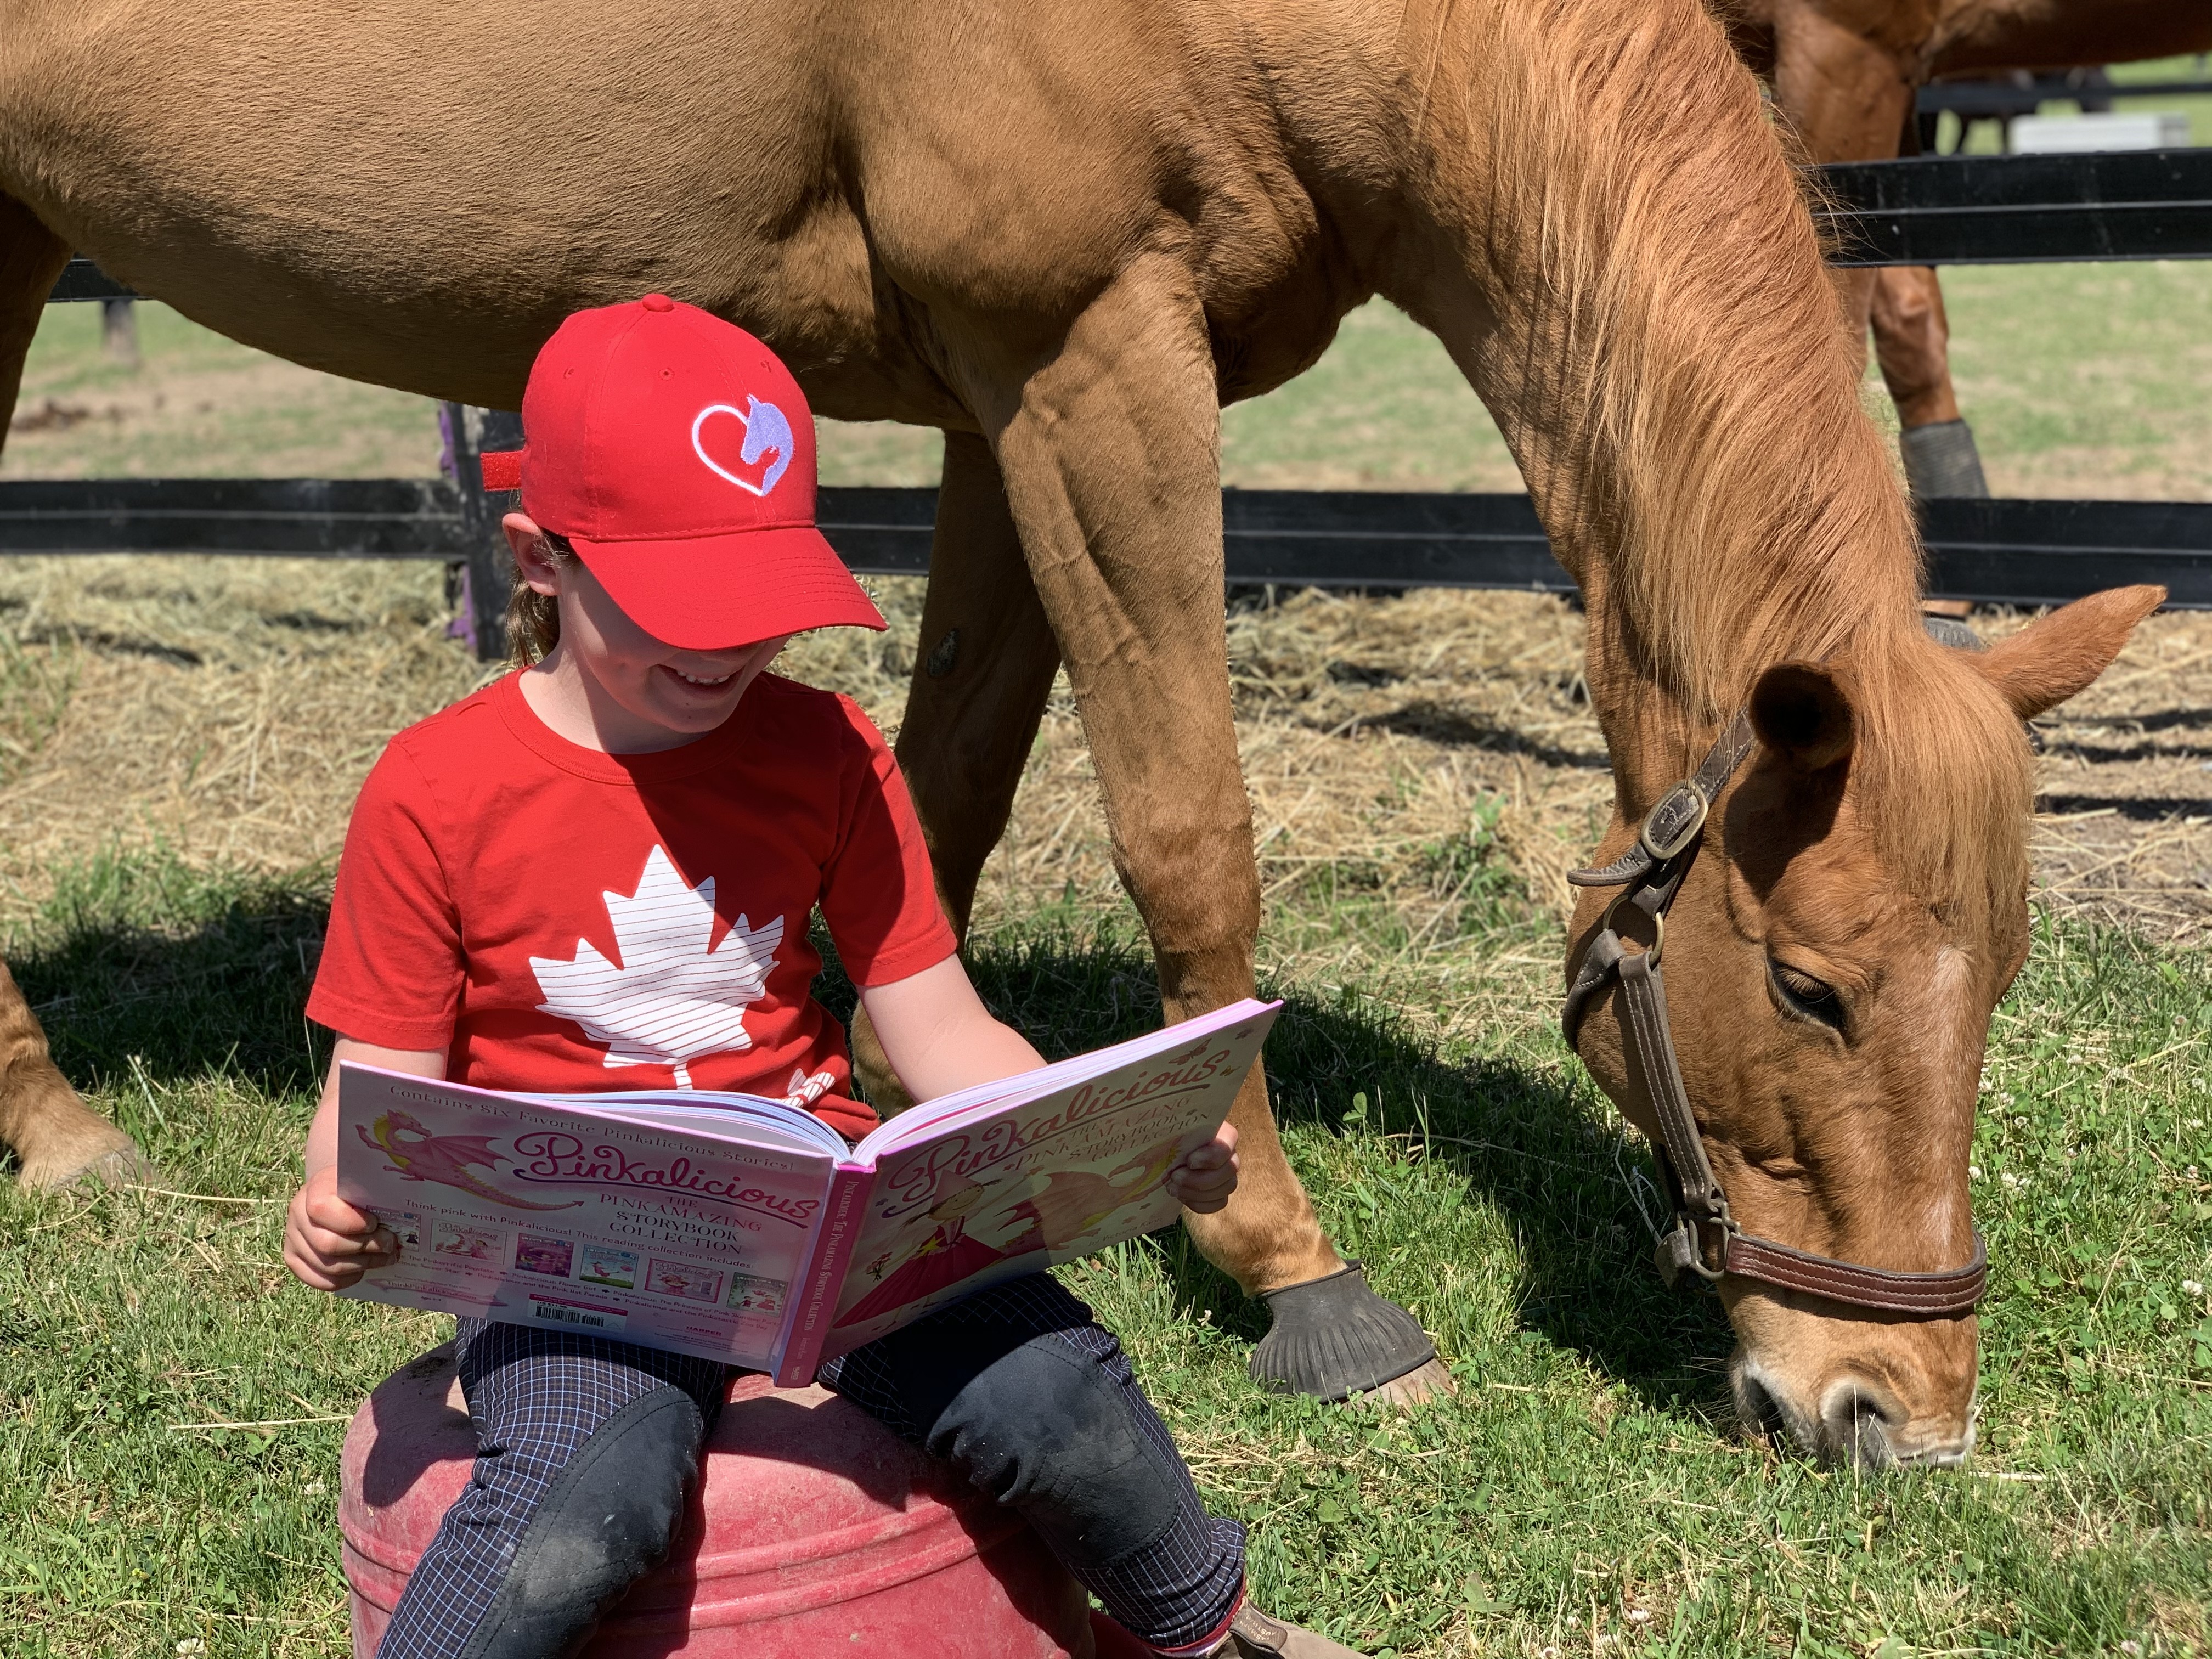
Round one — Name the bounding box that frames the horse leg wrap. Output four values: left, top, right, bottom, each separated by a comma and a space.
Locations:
1248, 1261, 1436, 1402
1898, 419, 1989, 499
1920, 613, 1986, 653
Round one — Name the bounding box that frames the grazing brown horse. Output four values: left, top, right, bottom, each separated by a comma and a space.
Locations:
0, 0, 2159, 1447
1726, 0, 2212, 496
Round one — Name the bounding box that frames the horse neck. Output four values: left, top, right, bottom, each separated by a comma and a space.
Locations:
1327, 0, 1927, 804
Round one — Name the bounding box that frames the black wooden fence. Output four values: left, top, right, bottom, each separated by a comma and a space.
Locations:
9, 148, 2211, 656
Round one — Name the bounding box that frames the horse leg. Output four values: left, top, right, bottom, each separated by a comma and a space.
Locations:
1, 190, 71, 455
847, 430, 1063, 1114
0, 199, 147, 1188
1765, 3, 1912, 366
1872, 264, 1989, 500
978, 255, 1447, 1404
0, 955, 145, 1189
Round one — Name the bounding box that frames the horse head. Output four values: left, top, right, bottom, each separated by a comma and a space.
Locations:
1568, 586, 2163, 1467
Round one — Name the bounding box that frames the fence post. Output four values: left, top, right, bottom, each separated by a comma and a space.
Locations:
444, 404, 522, 662
100, 297, 138, 368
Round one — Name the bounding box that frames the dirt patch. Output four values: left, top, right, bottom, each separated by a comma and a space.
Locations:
1, 352, 443, 482
1982, 430, 2212, 504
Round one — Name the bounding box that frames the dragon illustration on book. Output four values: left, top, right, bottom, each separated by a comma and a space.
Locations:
357, 1110, 583, 1211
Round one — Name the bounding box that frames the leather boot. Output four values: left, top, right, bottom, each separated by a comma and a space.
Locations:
1215, 1604, 1372, 1658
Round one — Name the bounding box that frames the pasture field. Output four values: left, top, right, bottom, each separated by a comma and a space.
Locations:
1, 251, 2209, 1655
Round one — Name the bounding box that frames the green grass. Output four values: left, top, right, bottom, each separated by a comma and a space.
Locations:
1, 845, 2206, 1657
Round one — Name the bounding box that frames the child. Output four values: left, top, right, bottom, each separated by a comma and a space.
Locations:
281, 296, 1363, 1659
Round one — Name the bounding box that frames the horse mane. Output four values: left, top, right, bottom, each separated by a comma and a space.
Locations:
1432, 0, 2032, 914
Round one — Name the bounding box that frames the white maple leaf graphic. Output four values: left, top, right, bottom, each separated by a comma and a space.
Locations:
529, 845, 785, 1089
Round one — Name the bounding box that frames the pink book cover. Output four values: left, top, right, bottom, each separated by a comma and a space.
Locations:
335, 1000, 1279, 1381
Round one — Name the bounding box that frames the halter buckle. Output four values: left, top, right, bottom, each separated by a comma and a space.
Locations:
1638, 781, 1709, 864
1654, 1213, 1733, 1288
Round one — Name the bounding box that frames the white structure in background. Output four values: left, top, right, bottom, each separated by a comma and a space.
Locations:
2011, 111, 2192, 153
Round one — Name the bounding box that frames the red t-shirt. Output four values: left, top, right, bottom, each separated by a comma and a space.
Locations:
306, 672, 957, 1138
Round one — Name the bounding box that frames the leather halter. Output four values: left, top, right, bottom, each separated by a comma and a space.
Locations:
1561, 711, 1988, 1318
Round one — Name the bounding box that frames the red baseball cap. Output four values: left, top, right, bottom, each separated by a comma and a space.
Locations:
481, 295, 885, 649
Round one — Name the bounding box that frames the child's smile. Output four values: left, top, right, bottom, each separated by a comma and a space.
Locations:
508, 525, 792, 754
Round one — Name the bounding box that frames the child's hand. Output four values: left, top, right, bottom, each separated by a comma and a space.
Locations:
1166, 1124, 1240, 1214
283, 1165, 398, 1290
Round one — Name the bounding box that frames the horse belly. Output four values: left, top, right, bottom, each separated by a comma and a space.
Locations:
1931, 0, 2212, 74
0, 0, 937, 413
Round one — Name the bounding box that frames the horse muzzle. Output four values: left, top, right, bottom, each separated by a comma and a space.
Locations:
1732, 1347, 1977, 1471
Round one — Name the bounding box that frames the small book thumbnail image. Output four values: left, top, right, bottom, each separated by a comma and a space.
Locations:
385, 1212, 424, 1250
432, 1222, 506, 1263
577, 1245, 639, 1290
645, 1257, 725, 1305
727, 1274, 788, 1315
514, 1234, 575, 1278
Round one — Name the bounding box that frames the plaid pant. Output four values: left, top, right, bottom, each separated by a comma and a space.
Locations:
376, 1274, 1245, 1657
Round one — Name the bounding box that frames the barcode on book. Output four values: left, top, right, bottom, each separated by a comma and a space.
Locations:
529, 1300, 627, 1331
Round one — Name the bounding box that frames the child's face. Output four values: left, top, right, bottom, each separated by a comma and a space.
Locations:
515, 517, 789, 742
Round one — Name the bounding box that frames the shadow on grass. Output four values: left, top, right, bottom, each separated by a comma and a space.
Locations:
935, 926, 1737, 1410
8, 853, 332, 1096
9, 861, 1731, 1406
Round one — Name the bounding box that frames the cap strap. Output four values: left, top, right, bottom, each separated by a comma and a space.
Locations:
479, 450, 523, 491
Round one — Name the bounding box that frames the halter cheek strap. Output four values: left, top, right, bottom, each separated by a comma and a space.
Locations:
1562, 710, 1988, 1319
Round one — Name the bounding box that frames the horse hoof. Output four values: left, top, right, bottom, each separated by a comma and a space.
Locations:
18, 1127, 150, 1192
1347, 1355, 1455, 1409
1249, 1261, 1444, 1404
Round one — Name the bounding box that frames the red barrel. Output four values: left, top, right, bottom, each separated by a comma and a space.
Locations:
341, 1345, 1103, 1658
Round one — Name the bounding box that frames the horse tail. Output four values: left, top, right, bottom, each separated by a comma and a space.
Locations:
0, 192, 69, 459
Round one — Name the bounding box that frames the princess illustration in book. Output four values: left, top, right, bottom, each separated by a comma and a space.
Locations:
1023, 1133, 1189, 1255
357, 1110, 582, 1212
834, 1172, 1047, 1329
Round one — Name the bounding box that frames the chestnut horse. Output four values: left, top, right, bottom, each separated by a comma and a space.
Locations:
1728, 0, 2212, 497
0, 0, 2159, 1450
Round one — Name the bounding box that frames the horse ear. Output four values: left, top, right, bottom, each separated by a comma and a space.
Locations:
1973, 585, 2165, 720
1750, 661, 1857, 772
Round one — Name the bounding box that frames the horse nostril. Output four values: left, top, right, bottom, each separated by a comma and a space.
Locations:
1734, 1370, 1786, 1443
1821, 1380, 1901, 1471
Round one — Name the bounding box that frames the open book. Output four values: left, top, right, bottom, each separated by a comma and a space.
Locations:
336, 1000, 1278, 1384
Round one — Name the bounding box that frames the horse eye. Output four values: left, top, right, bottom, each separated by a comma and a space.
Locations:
1769, 962, 1845, 1029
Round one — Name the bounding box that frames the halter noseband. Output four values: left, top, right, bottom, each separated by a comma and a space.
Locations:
1561, 710, 1988, 1318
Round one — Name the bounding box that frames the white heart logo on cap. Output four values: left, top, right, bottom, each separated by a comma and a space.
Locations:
691, 397, 794, 497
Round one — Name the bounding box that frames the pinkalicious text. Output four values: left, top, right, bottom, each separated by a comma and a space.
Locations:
508, 1131, 818, 1226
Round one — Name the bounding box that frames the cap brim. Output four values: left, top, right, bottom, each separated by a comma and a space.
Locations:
567, 524, 888, 649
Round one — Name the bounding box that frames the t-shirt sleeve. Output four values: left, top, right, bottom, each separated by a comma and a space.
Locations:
819, 699, 959, 988
306, 739, 467, 1051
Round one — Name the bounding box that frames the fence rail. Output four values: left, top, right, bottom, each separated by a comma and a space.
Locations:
4, 478, 2207, 610
1819, 148, 2212, 266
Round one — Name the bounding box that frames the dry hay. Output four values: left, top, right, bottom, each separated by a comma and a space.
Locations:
1997, 608, 2212, 944
0, 555, 2202, 984
0, 557, 487, 924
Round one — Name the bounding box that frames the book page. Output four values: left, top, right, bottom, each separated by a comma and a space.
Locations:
818, 1003, 1277, 1359
544, 1087, 850, 1154
335, 1065, 836, 1369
